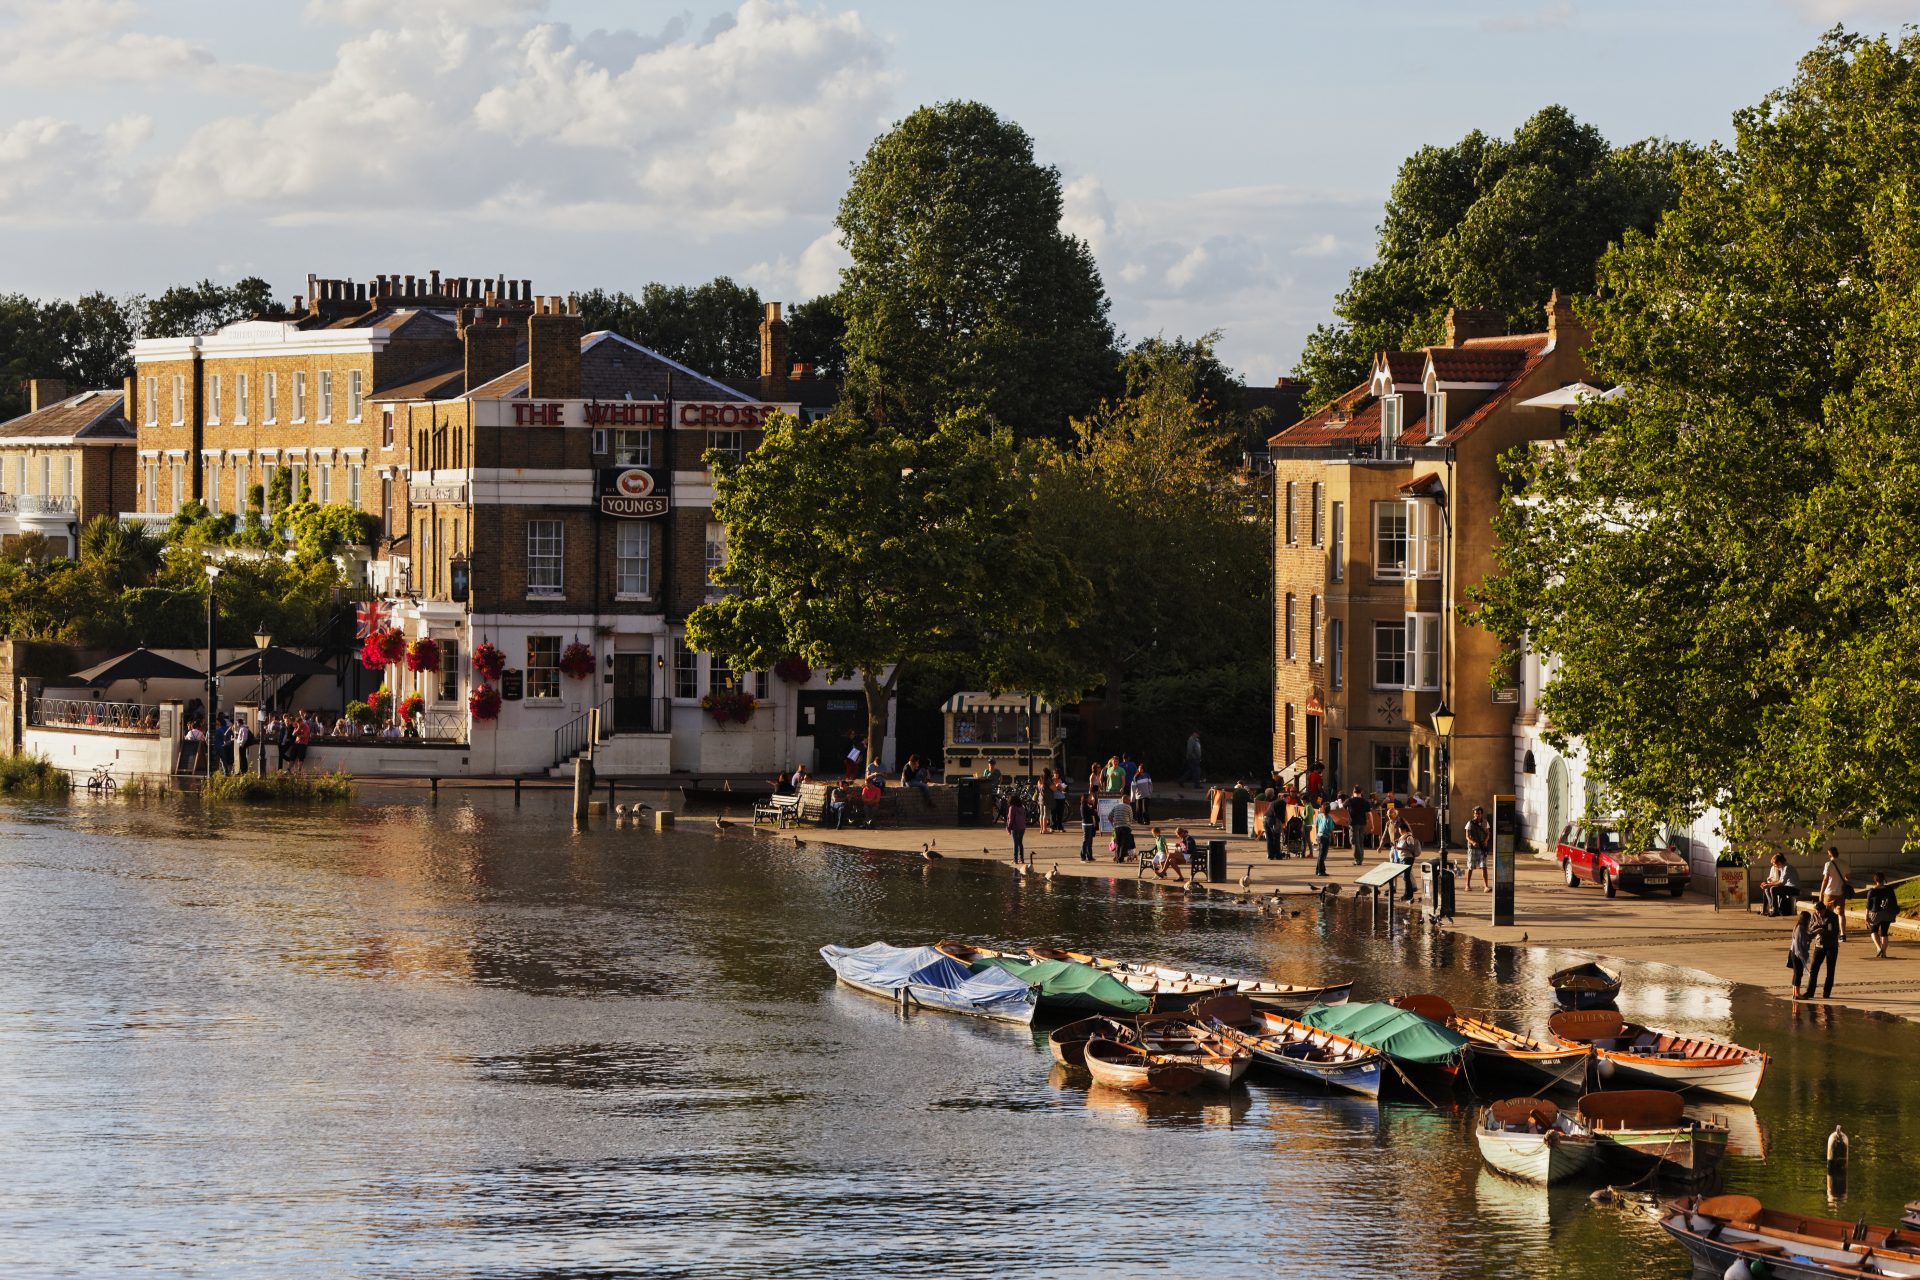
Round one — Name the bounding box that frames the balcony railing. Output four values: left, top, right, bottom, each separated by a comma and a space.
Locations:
28, 698, 167, 734
0, 495, 77, 515
308, 710, 468, 746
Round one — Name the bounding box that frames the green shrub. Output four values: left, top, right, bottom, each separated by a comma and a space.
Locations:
202, 769, 353, 804
0, 753, 68, 796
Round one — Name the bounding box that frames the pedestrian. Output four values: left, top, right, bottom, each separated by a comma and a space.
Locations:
1347, 788, 1370, 860
1079, 789, 1098, 863
1463, 805, 1492, 892
1120, 753, 1139, 794
1130, 763, 1154, 824
1801, 901, 1840, 1000
1786, 909, 1813, 998
293, 711, 314, 773
1086, 762, 1101, 801
1305, 761, 1323, 805
1391, 821, 1422, 903
1102, 755, 1125, 796
232, 714, 252, 773
842, 732, 863, 781
1865, 871, 1898, 959
1182, 730, 1203, 788
1038, 768, 1056, 832
1006, 794, 1028, 865
1110, 796, 1136, 864
183, 718, 207, 773
1819, 847, 1852, 941
1760, 853, 1798, 917
1312, 804, 1334, 876
1264, 800, 1283, 862
1049, 770, 1069, 835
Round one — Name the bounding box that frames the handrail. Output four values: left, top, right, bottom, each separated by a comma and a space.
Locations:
596, 696, 615, 740
554, 708, 594, 766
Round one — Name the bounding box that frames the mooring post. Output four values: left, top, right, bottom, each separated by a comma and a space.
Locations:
513, 777, 522, 805
430, 776, 439, 801
573, 756, 589, 827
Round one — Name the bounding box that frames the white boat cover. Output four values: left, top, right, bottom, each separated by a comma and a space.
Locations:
820, 943, 1038, 1021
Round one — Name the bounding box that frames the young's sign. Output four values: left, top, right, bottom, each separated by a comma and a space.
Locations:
598, 467, 669, 518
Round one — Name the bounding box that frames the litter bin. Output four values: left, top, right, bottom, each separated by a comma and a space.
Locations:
1230, 790, 1249, 836
1425, 859, 1457, 921
1206, 839, 1228, 884
954, 776, 982, 827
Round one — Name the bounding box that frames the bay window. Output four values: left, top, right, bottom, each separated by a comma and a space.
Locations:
1373, 501, 1409, 578
1373, 620, 1406, 688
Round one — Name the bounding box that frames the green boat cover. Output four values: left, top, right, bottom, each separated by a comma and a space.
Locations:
968, 956, 1152, 1014
1298, 1001, 1467, 1067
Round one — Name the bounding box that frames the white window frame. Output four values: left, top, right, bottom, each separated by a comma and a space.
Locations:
170, 375, 185, 426
703, 520, 728, 591
317, 370, 333, 424
1428, 390, 1447, 442
264, 371, 278, 425
1413, 499, 1443, 579
62, 455, 74, 499
347, 369, 363, 423
204, 457, 220, 514
292, 371, 307, 424
1373, 619, 1407, 689
316, 463, 332, 504
613, 430, 652, 467
1406, 612, 1441, 690
234, 459, 249, 513
1310, 596, 1322, 664
1330, 501, 1345, 583
527, 519, 564, 597
1283, 481, 1297, 546
616, 522, 653, 599
169, 460, 184, 513
672, 637, 699, 701
234, 373, 249, 425
1380, 393, 1402, 459
348, 463, 362, 508
143, 461, 157, 514
207, 374, 221, 425
437, 639, 461, 703
526, 636, 561, 700
143, 377, 158, 426
1330, 618, 1344, 690
1310, 482, 1324, 547
1373, 500, 1409, 579
1283, 593, 1296, 661
38, 455, 50, 497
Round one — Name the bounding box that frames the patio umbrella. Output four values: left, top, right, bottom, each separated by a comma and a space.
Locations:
68, 647, 207, 686
214, 646, 335, 678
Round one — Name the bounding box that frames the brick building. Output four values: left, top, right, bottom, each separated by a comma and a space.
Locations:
0, 379, 138, 554
1266, 294, 1590, 832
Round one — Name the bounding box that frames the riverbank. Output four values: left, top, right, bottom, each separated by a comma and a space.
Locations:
729, 816, 1920, 1023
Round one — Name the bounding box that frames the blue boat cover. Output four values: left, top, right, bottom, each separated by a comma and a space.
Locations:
820, 943, 1037, 1020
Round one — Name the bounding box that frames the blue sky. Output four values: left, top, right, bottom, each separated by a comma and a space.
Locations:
0, 0, 1907, 379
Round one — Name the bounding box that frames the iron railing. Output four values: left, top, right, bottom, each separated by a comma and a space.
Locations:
554, 708, 594, 766
0, 495, 77, 515
28, 698, 166, 734
312, 710, 468, 745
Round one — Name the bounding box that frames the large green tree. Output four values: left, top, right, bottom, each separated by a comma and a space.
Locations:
786, 291, 847, 379
1293, 106, 1687, 406
1475, 30, 1920, 846
687, 411, 1093, 762
836, 100, 1118, 440
0, 291, 142, 418
143, 277, 282, 339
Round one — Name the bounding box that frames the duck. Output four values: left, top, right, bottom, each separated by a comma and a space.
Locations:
1183, 877, 1203, 894
921, 842, 942, 861
716, 817, 735, 830
794, 836, 809, 848
613, 803, 628, 819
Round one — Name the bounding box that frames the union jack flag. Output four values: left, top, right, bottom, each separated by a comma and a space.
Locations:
355, 599, 390, 640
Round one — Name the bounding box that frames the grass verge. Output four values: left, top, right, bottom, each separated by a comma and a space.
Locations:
0, 754, 69, 797
202, 769, 353, 804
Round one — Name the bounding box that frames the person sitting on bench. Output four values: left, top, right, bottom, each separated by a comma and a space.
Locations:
1760, 854, 1798, 917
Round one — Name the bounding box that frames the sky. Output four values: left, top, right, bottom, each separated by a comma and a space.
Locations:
0, 0, 1910, 380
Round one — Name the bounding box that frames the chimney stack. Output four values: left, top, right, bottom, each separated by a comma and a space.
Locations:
27, 378, 68, 413
1545, 290, 1588, 352
123, 375, 136, 425
527, 297, 583, 400
462, 308, 522, 394
1444, 306, 1505, 347
759, 302, 790, 400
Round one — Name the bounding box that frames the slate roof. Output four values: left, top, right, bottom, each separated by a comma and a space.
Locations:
370, 359, 468, 403
466, 332, 756, 402
722, 373, 840, 412
0, 390, 137, 443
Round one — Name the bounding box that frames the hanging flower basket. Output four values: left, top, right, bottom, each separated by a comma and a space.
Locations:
700, 689, 757, 725
558, 640, 595, 680
399, 692, 427, 721
405, 637, 442, 673
773, 655, 812, 684
366, 687, 391, 718
468, 684, 502, 721
360, 626, 405, 670
472, 641, 506, 682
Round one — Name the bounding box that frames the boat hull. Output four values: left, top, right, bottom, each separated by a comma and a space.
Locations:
830, 971, 1038, 1025
1659, 1215, 1904, 1280
1590, 1051, 1766, 1103
1219, 1023, 1383, 1099
1465, 1043, 1591, 1094
1593, 1127, 1727, 1175
1083, 1041, 1207, 1094
1475, 1127, 1596, 1185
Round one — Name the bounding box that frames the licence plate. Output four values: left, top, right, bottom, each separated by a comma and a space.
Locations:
1642, 876, 1668, 886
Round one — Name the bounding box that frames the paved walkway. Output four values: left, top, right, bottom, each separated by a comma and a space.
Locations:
729, 813, 1920, 1022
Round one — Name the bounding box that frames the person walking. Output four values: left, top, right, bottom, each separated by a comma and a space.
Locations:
1463, 805, 1492, 892
1129, 764, 1153, 824
1120, 753, 1139, 795
1865, 871, 1898, 959
1347, 788, 1370, 861
1391, 821, 1422, 903
1109, 796, 1136, 864
1181, 730, 1203, 788
1312, 805, 1334, 876
1038, 768, 1056, 832
1819, 847, 1852, 941
1801, 901, 1841, 1000
1102, 756, 1125, 796
1264, 800, 1283, 862
1079, 789, 1098, 862
1006, 794, 1029, 866
1787, 909, 1814, 998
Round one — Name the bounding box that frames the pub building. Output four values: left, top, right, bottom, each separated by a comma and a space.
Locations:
130, 270, 889, 778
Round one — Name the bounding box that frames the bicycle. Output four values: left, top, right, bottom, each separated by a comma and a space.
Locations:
86, 763, 116, 793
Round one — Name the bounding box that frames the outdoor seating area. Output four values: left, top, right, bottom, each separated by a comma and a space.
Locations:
28, 697, 164, 734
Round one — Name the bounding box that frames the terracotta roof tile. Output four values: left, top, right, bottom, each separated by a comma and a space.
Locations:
1383, 352, 1426, 385
1271, 331, 1552, 451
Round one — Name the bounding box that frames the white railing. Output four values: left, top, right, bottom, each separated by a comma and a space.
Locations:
0, 495, 78, 515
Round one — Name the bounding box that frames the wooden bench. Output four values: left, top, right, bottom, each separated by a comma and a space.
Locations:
754, 794, 801, 827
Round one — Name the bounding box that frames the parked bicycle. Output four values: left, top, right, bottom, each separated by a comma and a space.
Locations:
86, 763, 116, 793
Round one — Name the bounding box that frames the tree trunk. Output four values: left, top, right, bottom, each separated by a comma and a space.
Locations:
861, 667, 896, 775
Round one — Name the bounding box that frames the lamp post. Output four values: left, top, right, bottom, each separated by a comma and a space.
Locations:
1430, 701, 1456, 866
203, 564, 221, 780
253, 624, 273, 775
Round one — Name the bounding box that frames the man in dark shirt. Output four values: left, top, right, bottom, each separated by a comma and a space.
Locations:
1347, 788, 1370, 862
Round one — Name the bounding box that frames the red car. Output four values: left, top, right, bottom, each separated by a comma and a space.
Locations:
1556, 821, 1692, 898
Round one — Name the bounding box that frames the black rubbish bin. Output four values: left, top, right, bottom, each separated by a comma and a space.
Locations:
1425, 859, 1457, 921
1206, 839, 1228, 884
1230, 791, 1249, 836
954, 777, 982, 827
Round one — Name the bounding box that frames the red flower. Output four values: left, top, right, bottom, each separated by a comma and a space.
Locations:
359, 626, 405, 670
472, 642, 506, 682
468, 684, 502, 721
404, 637, 442, 673
558, 640, 595, 680
399, 692, 427, 721
366, 687, 391, 715
773, 655, 812, 684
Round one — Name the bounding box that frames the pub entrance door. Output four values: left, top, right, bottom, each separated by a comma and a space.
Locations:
612, 654, 653, 732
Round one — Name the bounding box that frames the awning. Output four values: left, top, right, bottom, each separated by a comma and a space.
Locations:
215, 646, 335, 677
68, 647, 208, 686
942, 692, 1054, 714
1518, 382, 1611, 409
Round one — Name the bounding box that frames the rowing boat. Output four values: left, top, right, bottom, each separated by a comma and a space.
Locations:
938, 940, 1224, 1013
1214, 1016, 1383, 1098
1133, 1011, 1253, 1087
1475, 1098, 1597, 1185
1577, 1089, 1728, 1175
1393, 994, 1589, 1093
1662, 1194, 1920, 1279
818, 943, 1038, 1025
1287, 1002, 1467, 1083
1549, 1009, 1768, 1102
1048, 1015, 1132, 1069
1082, 1038, 1209, 1094
1026, 945, 1350, 1011
1549, 961, 1622, 1011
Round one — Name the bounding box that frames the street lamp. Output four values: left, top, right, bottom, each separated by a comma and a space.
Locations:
1430, 701, 1455, 864
253, 623, 273, 776
204, 564, 221, 780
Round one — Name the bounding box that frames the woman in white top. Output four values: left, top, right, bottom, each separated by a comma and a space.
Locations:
1391, 821, 1422, 903
1130, 765, 1154, 824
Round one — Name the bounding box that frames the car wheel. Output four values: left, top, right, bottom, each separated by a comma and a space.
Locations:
1669, 883, 1686, 897
1563, 860, 1579, 888
1604, 870, 1619, 898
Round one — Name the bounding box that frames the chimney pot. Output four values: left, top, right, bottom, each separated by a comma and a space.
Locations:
1444, 306, 1505, 347
405, 274, 416, 297
430, 270, 441, 293
27, 378, 67, 413
521, 278, 532, 301
791, 362, 811, 379
292, 295, 303, 313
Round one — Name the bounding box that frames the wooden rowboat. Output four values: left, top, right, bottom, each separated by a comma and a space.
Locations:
1394, 994, 1590, 1093
1475, 1097, 1597, 1185
1214, 1017, 1383, 1098
1662, 1194, 1920, 1279
1577, 1089, 1728, 1175
1133, 1011, 1253, 1087
940, 940, 1226, 1012
1549, 1009, 1768, 1102
1027, 946, 1349, 1011
1048, 1016, 1131, 1069
1550, 961, 1622, 1011
1082, 1038, 1208, 1094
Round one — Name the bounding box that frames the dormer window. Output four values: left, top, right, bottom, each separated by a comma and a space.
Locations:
1380, 394, 1402, 460
1428, 390, 1447, 441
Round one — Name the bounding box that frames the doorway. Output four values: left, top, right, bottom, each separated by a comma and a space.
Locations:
803, 693, 868, 775
1305, 714, 1321, 773
612, 654, 653, 732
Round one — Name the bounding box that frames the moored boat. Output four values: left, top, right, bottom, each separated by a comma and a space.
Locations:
1026, 945, 1350, 1010
1661, 1194, 1920, 1279
1214, 1016, 1383, 1098
1550, 961, 1622, 1011
1549, 1009, 1768, 1102
1906, 1201, 1920, 1233
939, 940, 1223, 1013
1578, 1089, 1728, 1175
1474, 1098, 1597, 1185
1082, 1038, 1209, 1094
1048, 1015, 1132, 1069
1394, 994, 1590, 1094
1288, 1002, 1467, 1085
1134, 1011, 1253, 1087
819, 943, 1038, 1025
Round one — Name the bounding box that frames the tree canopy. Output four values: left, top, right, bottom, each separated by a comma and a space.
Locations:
577, 278, 765, 380
1474, 29, 1920, 846
836, 100, 1118, 440
1293, 106, 1687, 406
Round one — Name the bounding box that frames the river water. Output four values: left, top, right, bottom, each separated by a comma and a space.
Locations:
0, 788, 1914, 1278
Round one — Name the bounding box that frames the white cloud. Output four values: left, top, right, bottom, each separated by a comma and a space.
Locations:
1294, 233, 1343, 258
0, 0, 281, 93
0, 114, 146, 222
741, 229, 850, 301
1783, 0, 1917, 20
